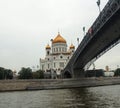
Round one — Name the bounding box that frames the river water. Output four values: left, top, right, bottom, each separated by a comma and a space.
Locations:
0, 85, 120, 108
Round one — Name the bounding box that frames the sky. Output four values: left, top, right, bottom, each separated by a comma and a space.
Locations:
0, 0, 119, 72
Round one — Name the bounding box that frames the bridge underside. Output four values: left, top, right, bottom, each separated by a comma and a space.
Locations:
74, 8, 120, 70
63, 8, 120, 78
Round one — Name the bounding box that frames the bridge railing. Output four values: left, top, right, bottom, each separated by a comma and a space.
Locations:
84, 0, 120, 69
64, 0, 120, 70
90, 0, 120, 38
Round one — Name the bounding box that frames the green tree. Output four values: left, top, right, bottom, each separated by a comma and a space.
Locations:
18, 67, 32, 79
0, 67, 5, 79
32, 72, 40, 79
5, 69, 13, 79
32, 70, 44, 79
114, 68, 120, 76
0, 67, 13, 79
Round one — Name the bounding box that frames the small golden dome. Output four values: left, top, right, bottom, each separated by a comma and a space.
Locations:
46, 44, 51, 49
70, 44, 75, 49
52, 32, 66, 44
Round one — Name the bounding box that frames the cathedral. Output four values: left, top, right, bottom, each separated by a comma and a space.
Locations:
40, 32, 75, 78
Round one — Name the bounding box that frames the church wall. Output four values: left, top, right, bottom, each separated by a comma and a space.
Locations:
52, 43, 67, 54
39, 33, 75, 78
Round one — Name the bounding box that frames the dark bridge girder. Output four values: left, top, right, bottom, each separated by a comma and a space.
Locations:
74, 8, 120, 70
62, 0, 120, 78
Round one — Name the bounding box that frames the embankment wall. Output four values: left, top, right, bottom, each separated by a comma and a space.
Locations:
0, 77, 120, 92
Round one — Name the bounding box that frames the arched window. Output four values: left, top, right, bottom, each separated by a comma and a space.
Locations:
56, 48, 58, 52
62, 48, 64, 52
60, 56, 63, 59
64, 71, 72, 78
54, 48, 55, 52
48, 64, 49, 69
59, 48, 61, 52
47, 51, 49, 55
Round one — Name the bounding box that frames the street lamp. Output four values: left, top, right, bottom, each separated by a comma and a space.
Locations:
97, 0, 101, 13
83, 27, 85, 36
77, 38, 79, 46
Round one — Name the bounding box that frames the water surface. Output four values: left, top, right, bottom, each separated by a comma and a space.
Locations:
0, 85, 120, 108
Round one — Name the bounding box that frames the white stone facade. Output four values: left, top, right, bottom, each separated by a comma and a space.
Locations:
40, 33, 75, 78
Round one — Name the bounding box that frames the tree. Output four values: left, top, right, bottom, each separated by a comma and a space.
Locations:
114, 68, 120, 76
32, 72, 40, 79
37, 70, 44, 79
32, 70, 44, 79
0, 67, 5, 79
5, 69, 13, 79
18, 67, 32, 79
0, 67, 13, 79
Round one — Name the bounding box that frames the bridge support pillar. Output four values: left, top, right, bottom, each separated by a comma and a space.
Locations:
73, 69, 85, 78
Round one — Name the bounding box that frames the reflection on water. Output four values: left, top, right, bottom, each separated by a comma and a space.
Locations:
0, 85, 120, 108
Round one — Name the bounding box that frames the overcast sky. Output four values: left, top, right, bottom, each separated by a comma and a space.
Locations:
0, 0, 119, 71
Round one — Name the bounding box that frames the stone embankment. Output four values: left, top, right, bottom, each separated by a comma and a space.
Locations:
0, 77, 120, 92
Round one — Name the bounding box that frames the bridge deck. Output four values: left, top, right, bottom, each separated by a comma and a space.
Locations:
63, 0, 120, 78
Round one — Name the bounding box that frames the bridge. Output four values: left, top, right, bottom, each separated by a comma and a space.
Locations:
62, 0, 120, 78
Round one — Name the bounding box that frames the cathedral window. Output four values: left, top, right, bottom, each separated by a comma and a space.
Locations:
60, 56, 63, 59
62, 48, 64, 52
48, 64, 49, 69
56, 48, 58, 52
47, 51, 50, 55
59, 48, 61, 52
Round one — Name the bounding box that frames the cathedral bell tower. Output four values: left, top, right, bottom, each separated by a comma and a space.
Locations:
45, 44, 51, 56
69, 43, 75, 54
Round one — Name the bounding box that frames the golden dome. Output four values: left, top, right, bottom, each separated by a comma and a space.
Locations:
70, 43, 75, 49
52, 32, 66, 44
46, 44, 51, 49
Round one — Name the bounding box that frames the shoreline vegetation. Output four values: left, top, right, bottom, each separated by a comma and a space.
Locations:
0, 77, 120, 92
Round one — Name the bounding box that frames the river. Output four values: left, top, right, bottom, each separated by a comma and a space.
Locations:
0, 85, 120, 108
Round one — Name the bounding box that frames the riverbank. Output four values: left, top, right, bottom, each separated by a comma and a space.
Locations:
0, 77, 120, 92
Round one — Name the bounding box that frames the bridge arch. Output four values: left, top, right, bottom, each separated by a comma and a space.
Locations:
63, 71, 72, 78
